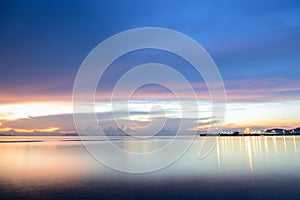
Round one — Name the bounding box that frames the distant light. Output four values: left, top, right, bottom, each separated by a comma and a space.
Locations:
244, 127, 250, 134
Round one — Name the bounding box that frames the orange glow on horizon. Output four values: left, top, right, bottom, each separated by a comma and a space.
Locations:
0, 127, 60, 133
0, 97, 300, 133
188, 125, 211, 131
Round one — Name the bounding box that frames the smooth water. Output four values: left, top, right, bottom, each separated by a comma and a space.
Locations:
0, 136, 300, 199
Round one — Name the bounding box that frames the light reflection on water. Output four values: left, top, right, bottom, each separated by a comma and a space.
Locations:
0, 136, 300, 199
211, 136, 299, 174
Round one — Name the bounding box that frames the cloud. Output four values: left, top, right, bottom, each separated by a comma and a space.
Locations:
224, 78, 300, 102
0, 108, 218, 135
0, 79, 72, 104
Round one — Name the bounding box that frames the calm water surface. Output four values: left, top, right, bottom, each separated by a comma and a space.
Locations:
0, 136, 300, 199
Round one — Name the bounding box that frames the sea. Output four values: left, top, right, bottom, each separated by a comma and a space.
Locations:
0, 136, 300, 200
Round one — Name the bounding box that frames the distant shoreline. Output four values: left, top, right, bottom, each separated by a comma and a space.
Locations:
1, 133, 300, 137
200, 133, 300, 137
1, 127, 299, 137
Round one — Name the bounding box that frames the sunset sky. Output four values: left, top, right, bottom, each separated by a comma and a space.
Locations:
0, 0, 300, 134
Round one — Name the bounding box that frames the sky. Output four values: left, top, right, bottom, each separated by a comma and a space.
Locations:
0, 0, 300, 134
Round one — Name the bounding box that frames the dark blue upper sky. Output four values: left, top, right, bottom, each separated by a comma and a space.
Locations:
0, 0, 300, 95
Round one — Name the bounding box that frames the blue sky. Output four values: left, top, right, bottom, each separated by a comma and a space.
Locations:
0, 0, 300, 133
1, 0, 300, 83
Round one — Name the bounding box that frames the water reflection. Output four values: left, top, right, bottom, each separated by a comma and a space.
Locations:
246, 137, 253, 171
208, 136, 300, 175
0, 136, 300, 186
0, 138, 93, 184
293, 135, 297, 152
